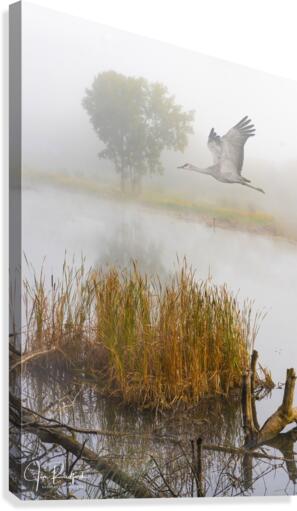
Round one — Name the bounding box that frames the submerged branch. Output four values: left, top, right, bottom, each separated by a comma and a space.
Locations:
9, 394, 153, 498
10, 393, 295, 467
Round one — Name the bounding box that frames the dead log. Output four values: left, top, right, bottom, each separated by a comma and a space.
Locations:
242, 351, 297, 448
257, 368, 297, 445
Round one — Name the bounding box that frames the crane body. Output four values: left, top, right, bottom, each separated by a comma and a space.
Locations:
178, 116, 264, 194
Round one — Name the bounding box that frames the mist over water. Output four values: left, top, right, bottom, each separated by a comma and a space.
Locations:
23, 184, 297, 404
22, 3, 297, 236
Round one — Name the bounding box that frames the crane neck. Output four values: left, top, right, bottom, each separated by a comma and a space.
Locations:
187, 164, 212, 175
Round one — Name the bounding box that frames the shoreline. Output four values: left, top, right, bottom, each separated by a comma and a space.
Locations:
23, 170, 297, 245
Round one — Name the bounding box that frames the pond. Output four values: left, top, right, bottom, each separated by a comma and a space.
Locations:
14, 182, 297, 498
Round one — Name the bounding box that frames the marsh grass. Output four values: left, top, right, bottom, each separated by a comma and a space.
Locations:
23, 259, 260, 409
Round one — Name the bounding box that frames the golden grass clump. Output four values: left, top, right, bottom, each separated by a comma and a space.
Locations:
23, 259, 260, 409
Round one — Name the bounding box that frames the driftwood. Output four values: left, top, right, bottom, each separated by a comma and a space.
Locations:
9, 394, 153, 498
240, 357, 297, 490
242, 351, 297, 448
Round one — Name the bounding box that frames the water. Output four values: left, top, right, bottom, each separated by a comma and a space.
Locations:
16, 182, 297, 498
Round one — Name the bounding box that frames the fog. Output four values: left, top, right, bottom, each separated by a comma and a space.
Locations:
22, 2, 297, 230
21, 3, 297, 383
23, 185, 297, 393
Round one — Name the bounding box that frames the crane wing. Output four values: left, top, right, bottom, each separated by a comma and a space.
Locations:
207, 128, 222, 164
221, 116, 256, 176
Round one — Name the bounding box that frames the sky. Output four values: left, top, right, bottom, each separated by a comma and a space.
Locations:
22, 1, 297, 174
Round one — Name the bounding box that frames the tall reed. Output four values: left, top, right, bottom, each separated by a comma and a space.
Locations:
23, 259, 260, 408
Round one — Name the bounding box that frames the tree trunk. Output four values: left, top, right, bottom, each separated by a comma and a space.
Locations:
131, 170, 142, 195
120, 169, 127, 192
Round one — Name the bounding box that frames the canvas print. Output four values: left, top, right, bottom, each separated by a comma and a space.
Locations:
9, 1, 297, 500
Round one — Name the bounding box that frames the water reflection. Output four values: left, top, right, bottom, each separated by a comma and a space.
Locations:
22, 186, 297, 387
98, 221, 166, 277
10, 367, 297, 499
15, 186, 297, 498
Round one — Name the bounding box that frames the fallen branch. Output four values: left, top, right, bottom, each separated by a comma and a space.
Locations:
201, 442, 294, 462
10, 347, 58, 371
241, 352, 297, 448
257, 368, 297, 445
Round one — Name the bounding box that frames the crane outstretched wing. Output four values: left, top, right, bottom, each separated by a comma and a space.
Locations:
221, 116, 256, 175
207, 128, 222, 164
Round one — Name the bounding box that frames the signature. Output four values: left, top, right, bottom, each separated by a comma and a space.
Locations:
23, 461, 86, 492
